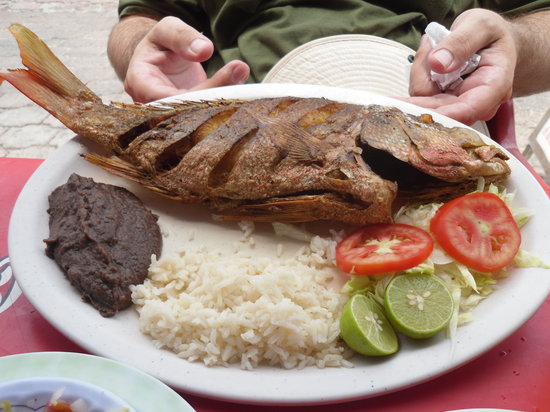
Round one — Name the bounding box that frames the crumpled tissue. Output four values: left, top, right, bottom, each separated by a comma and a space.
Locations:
425, 22, 480, 91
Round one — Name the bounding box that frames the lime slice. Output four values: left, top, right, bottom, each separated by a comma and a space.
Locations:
384, 273, 454, 339
339, 294, 399, 356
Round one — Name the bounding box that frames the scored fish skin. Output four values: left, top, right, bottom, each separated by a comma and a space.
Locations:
0, 24, 511, 224
113, 96, 397, 223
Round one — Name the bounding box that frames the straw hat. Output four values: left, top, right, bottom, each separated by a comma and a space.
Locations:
263, 34, 489, 135
263, 34, 414, 98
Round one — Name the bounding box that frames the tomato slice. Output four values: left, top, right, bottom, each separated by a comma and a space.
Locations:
46, 403, 73, 412
335, 223, 433, 276
430, 192, 521, 272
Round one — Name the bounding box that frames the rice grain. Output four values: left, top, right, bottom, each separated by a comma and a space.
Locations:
131, 238, 351, 370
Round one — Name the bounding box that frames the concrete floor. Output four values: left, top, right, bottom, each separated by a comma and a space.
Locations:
1, 0, 549, 183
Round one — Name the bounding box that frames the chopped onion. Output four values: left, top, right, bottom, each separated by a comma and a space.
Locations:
70, 398, 88, 412
49, 386, 66, 404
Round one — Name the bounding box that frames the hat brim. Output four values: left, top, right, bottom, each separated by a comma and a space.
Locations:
263, 34, 414, 98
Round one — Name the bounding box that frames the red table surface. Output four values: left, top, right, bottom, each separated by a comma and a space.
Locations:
1, 157, 549, 412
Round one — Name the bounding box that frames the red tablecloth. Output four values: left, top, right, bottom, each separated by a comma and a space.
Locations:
1, 157, 549, 412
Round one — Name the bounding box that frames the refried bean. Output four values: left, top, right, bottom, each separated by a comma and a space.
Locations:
44, 173, 162, 317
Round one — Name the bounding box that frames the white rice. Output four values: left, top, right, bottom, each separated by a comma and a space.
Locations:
131, 232, 352, 370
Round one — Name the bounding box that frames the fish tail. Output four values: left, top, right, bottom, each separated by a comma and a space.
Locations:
0, 24, 104, 117
0, 24, 177, 153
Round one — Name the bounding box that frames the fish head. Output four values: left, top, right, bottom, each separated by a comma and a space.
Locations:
358, 105, 510, 201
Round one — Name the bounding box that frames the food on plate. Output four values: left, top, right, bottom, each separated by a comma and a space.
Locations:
132, 186, 533, 367
0, 383, 130, 412
340, 184, 547, 356
384, 273, 454, 339
44, 385, 128, 412
339, 293, 399, 356
335, 223, 433, 275
131, 235, 352, 370
44, 174, 162, 317
4, 25, 544, 370
430, 192, 521, 273
1, 24, 510, 225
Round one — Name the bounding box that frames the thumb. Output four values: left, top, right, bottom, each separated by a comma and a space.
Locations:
428, 10, 500, 73
147, 16, 214, 62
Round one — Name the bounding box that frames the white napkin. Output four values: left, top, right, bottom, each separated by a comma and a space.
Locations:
425, 22, 480, 91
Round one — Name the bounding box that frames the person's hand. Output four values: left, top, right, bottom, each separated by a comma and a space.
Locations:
124, 16, 250, 103
407, 9, 517, 125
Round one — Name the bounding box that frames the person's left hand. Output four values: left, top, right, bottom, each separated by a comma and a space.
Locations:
407, 9, 517, 125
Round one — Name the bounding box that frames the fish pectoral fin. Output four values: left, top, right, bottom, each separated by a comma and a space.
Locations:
241, 107, 326, 163
284, 131, 325, 164
82, 154, 179, 199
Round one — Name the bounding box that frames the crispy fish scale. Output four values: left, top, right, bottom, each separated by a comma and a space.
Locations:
145, 97, 396, 223
126, 105, 237, 173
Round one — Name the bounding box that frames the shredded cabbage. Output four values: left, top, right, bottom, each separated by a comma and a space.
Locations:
403, 260, 434, 275
343, 182, 549, 340
514, 249, 550, 269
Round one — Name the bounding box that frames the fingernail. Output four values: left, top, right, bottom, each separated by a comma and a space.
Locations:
231, 65, 249, 83
189, 38, 209, 54
432, 48, 454, 70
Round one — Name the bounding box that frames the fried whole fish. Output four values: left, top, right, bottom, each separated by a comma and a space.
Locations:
0, 24, 510, 224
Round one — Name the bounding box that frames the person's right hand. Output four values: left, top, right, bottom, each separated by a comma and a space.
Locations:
124, 16, 250, 103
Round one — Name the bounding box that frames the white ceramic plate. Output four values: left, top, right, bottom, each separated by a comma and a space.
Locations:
8, 84, 550, 406
0, 352, 194, 411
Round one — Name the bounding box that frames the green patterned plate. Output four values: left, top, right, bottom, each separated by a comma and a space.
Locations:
0, 352, 194, 412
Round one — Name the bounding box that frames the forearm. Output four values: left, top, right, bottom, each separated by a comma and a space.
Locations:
107, 15, 158, 80
509, 10, 550, 96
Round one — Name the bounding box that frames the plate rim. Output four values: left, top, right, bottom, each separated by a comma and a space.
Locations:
8, 83, 550, 405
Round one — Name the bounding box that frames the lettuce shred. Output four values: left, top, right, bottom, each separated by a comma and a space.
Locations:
514, 249, 550, 269
342, 181, 548, 340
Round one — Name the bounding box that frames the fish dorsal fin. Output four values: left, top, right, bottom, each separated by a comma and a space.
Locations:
241, 107, 326, 163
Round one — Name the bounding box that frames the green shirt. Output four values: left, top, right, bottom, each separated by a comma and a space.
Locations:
118, 0, 550, 82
